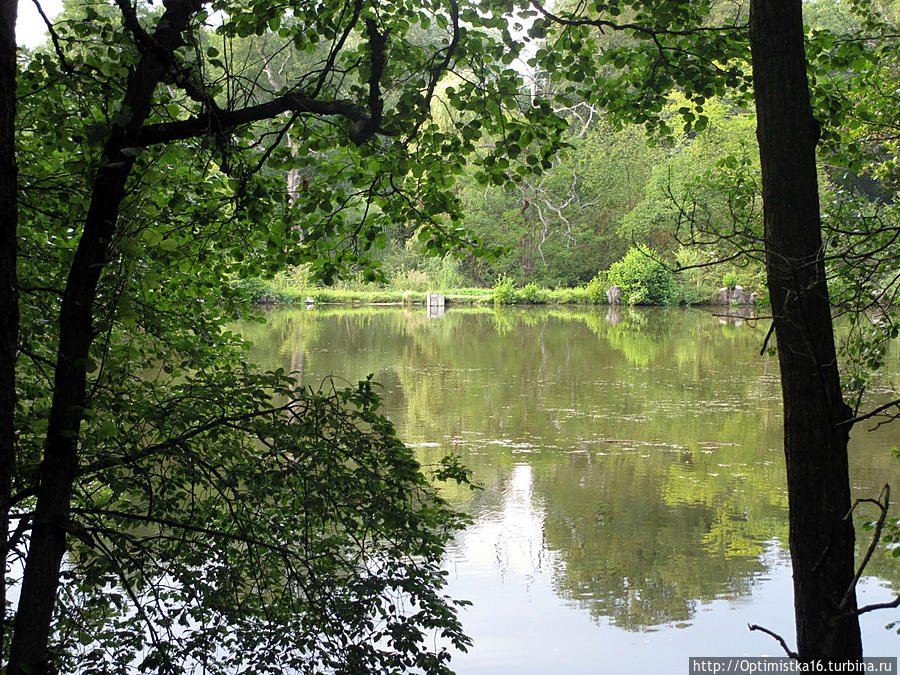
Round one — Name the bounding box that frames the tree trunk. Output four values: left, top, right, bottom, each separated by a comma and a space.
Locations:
7, 3, 192, 670
6, 160, 136, 674
750, 0, 862, 660
0, 0, 18, 661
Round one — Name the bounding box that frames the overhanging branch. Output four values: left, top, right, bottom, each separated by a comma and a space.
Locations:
748, 624, 799, 660
134, 16, 390, 148
134, 93, 375, 147
530, 0, 746, 39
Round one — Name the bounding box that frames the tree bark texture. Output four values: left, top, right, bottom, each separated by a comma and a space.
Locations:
750, 0, 862, 660
0, 0, 18, 661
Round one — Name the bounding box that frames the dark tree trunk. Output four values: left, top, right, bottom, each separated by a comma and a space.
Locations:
0, 0, 18, 661
750, 0, 862, 661
6, 4, 192, 670
4, 0, 390, 667
6, 161, 135, 674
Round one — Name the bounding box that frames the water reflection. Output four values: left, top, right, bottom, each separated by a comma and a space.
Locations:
453, 464, 551, 581
238, 306, 900, 669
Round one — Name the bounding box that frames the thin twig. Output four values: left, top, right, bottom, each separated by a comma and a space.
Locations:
748, 624, 799, 660
30, 0, 73, 73
760, 321, 776, 356
841, 485, 890, 610
854, 596, 900, 616
837, 397, 900, 429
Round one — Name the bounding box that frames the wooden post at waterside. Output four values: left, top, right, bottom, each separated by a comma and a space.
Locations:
426, 292, 445, 318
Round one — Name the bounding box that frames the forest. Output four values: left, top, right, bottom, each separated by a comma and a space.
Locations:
234, 0, 900, 309
1, 0, 899, 672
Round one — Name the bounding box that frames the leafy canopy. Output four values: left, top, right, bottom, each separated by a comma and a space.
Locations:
9, 0, 566, 671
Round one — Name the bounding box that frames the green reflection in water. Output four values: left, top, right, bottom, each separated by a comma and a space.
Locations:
237, 305, 900, 633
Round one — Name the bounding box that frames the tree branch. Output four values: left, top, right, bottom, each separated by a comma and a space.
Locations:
760, 321, 776, 355
842, 487, 889, 606
79, 399, 300, 476
854, 596, 900, 616
530, 0, 745, 39
2, 514, 33, 558
114, 0, 226, 119
347, 18, 387, 144
74, 507, 313, 560
313, 0, 363, 98
837, 397, 900, 429
748, 624, 799, 660
30, 0, 72, 74
134, 92, 380, 147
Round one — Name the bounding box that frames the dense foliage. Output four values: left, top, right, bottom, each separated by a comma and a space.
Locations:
58, 375, 472, 674
5, 0, 900, 670
607, 247, 676, 305
3, 0, 563, 671
254, 0, 896, 312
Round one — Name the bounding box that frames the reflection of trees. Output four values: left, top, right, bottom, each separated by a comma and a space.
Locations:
662, 456, 786, 559
491, 308, 517, 336
535, 447, 786, 630
237, 309, 325, 381
237, 306, 900, 628
602, 313, 662, 367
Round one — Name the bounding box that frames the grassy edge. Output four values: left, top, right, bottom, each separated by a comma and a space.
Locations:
232, 283, 602, 307
229, 279, 764, 308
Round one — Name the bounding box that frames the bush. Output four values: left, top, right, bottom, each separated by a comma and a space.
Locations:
520, 282, 548, 304
390, 268, 431, 291
270, 265, 312, 294
492, 275, 519, 304
550, 286, 592, 304
423, 256, 466, 289
607, 247, 677, 305
722, 271, 739, 289
584, 274, 608, 304
673, 247, 719, 304
229, 277, 273, 302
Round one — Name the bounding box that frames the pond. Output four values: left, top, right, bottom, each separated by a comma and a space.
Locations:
239, 305, 900, 673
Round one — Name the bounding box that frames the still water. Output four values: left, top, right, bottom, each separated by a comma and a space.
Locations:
240, 305, 900, 672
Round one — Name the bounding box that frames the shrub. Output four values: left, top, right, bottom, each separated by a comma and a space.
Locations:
551, 288, 574, 304
673, 246, 719, 304
722, 271, 739, 289
270, 265, 312, 293
423, 256, 466, 289
492, 275, 518, 304
229, 277, 273, 302
390, 268, 431, 292
553, 286, 592, 304
607, 247, 676, 305
520, 282, 548, 304
584, 274, 608, 304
